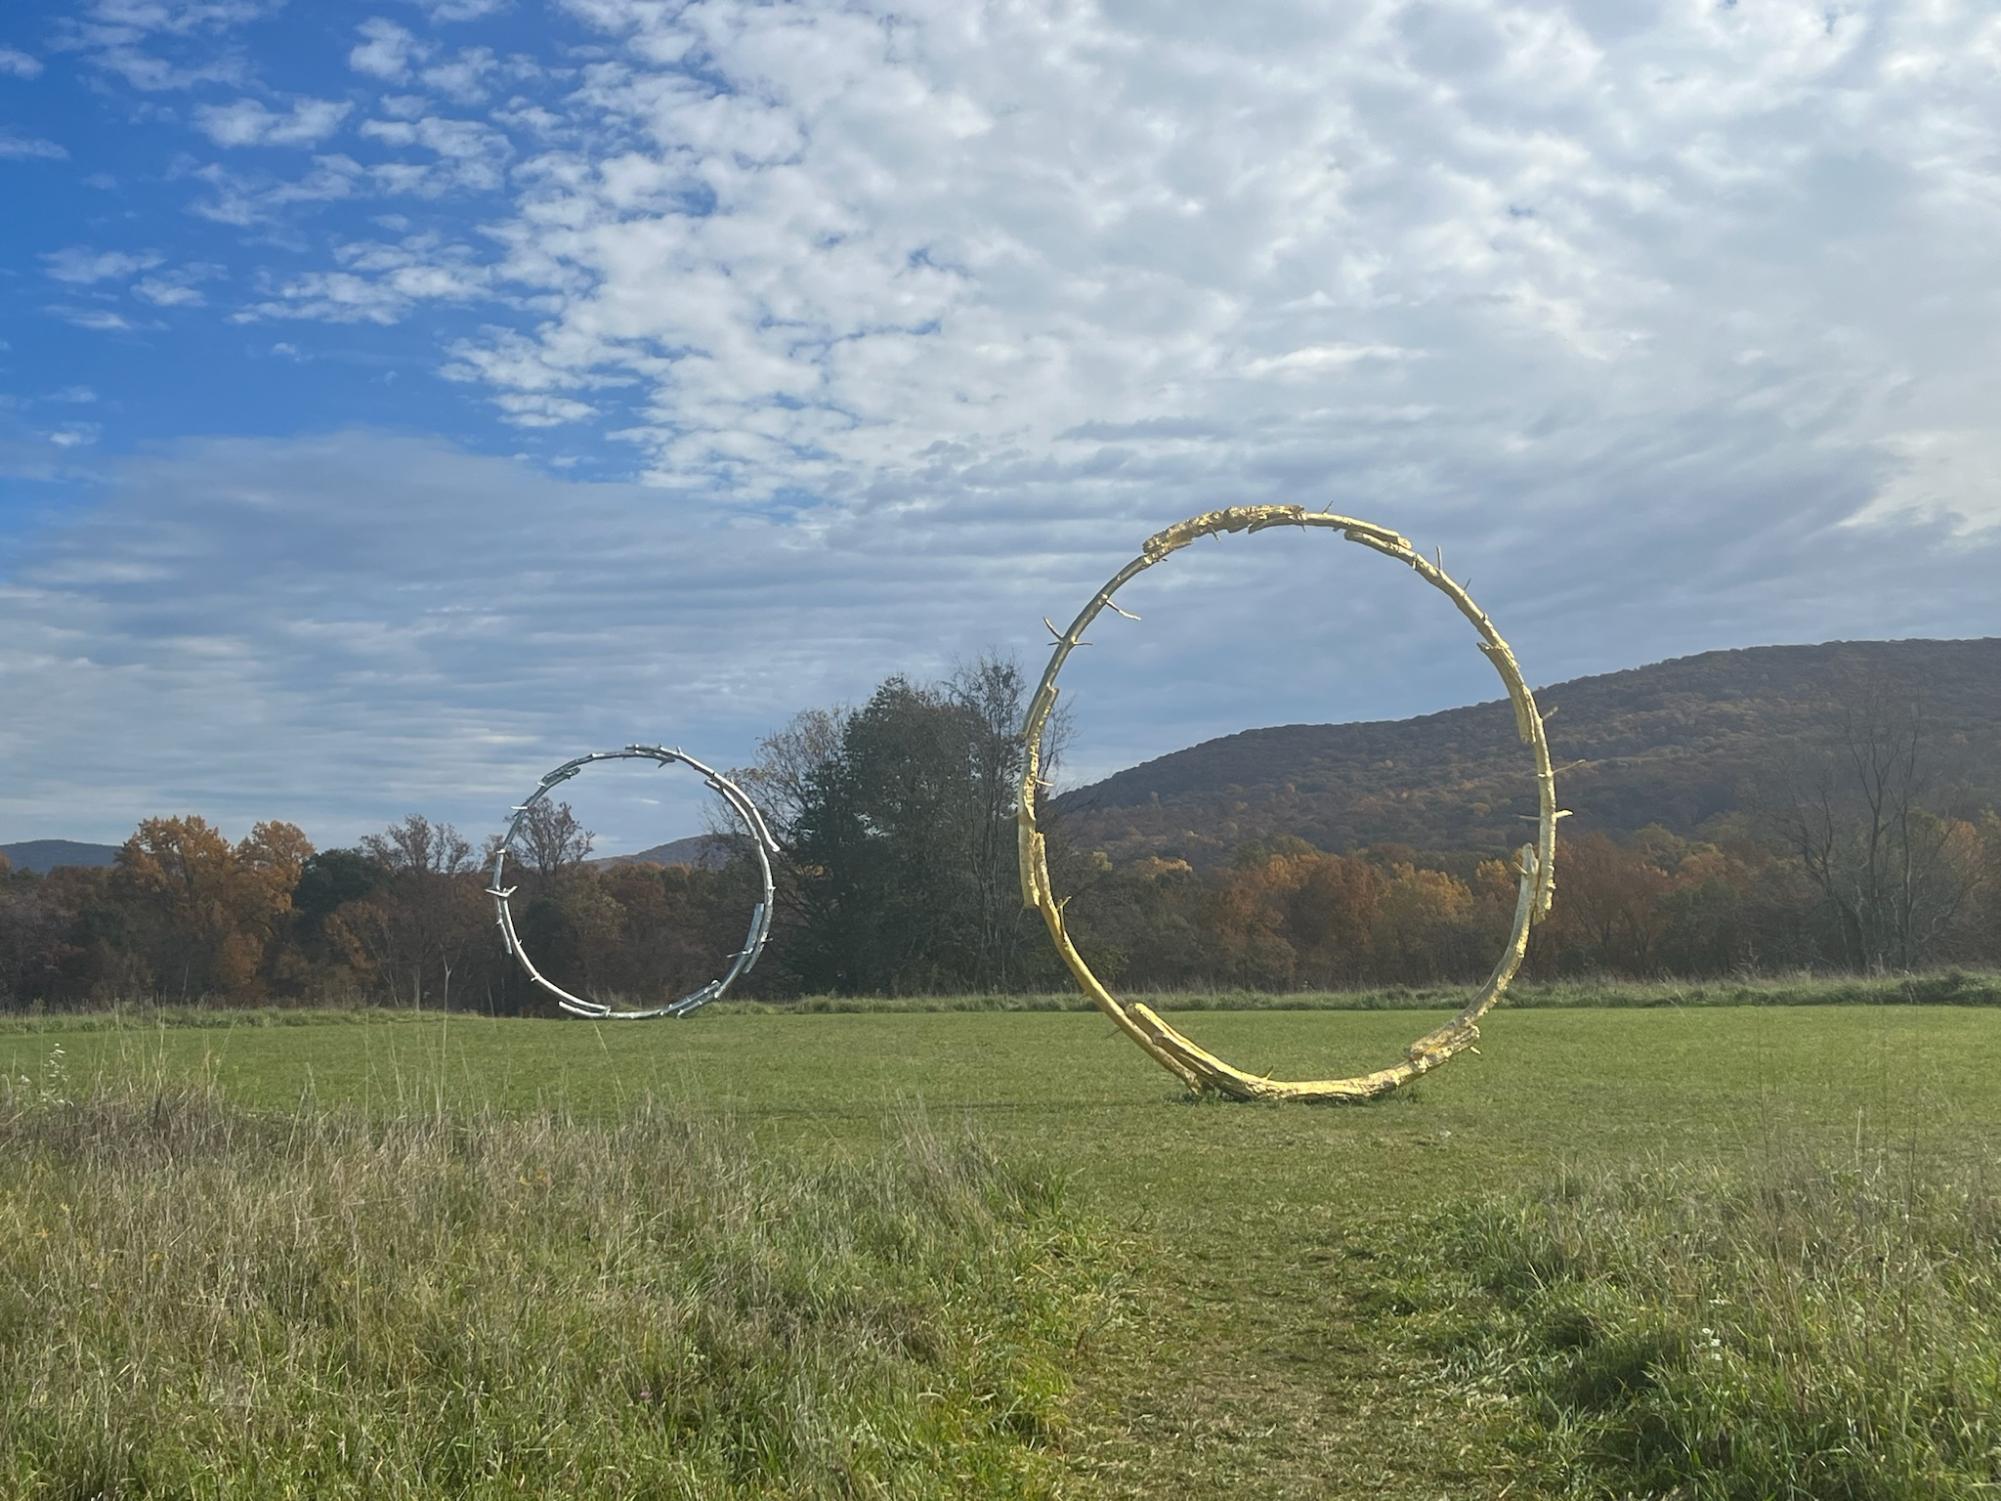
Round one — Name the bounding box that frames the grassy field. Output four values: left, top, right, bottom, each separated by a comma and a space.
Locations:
5, 1000, 2000, 1498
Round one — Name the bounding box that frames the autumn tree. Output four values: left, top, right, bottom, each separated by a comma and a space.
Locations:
331, 815, 487, 1008
1545, 831, 1673, 974
1371, 862, 1475, 983
1207, 847, 1306, 988
112, 816, 313, 998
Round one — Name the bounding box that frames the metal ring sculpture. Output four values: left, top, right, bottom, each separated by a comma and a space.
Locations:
487, 746, 777, 1019
1019, 505, 1562, 1101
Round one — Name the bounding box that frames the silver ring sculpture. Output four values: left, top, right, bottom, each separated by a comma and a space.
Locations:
487, 746, 777, 1019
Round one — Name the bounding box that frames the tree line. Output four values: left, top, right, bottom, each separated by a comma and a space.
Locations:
3, 661, 1996, 1012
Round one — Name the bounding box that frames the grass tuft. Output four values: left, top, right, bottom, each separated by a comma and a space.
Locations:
1415, 1138, 2001, 1500
0, 1075, 1121, 1499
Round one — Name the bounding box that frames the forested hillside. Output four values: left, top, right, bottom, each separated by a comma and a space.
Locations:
1055, 639, 2001, 869
5, 641, 1998, 1008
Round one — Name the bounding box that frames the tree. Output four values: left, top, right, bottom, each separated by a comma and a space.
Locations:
1207, 851, 1304, 988
1549, 832, 1672, 974
511, 800, 594, 882
112, 816, 312, 999
293, 848, 386, 927
361, 814, 473, 878
727, 704, 848, 942
335, 815, 486, 1008
0, 864, 85, 1007
787, 677, 965, 993
747, 654, 1057, 996
735, 707, 847, 849
1371, 863, 1474, 983
1770, 673, 1979, 970
947, 654, 1062, 991
237, 820, 315, 990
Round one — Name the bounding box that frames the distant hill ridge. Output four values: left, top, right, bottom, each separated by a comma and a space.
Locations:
1053, 638, 2001, 870
594, 833, 731, 870
0, 839, 121, 874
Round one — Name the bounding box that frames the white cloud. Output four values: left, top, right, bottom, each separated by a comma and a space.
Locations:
419, 46, 498, 101
0, 48, 43, 78
133, 262, 224, 307
51, 0, 272, 92
48, 307, 139, 332
84, 1, 275, 36
350, 18, 427, 80
356, 113, 512, 194
188, 154, 362, 225
236, 235, 493, 323
43, 247, 164, 284
414, 0, 507, 20
493, 392, 596, 426
77, 46, 247, 91
133, 278, 202, 307
0, 131, 67, 160
280, 0, 1969, 541
1850, 429, 2001, 535
196, 96, 353, 148
0, 433, 1127, 840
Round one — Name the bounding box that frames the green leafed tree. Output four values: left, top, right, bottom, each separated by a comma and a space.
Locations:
778, 655, 1055, 996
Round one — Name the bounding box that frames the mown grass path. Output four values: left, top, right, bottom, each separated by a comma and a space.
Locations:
10, 1006, 1998, 1498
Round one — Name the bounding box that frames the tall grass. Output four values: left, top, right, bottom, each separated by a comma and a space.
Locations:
0, 1068, 1120, 1499
1418, 1137, 2001, 1500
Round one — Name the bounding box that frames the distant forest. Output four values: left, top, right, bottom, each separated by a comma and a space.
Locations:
2, 643, 1999, 1011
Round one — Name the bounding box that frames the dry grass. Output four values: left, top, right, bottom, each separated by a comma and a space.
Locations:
0, 1064, 1121, 1499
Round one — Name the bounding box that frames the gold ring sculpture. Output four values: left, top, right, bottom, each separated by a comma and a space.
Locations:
1018, 506, 1561, 1101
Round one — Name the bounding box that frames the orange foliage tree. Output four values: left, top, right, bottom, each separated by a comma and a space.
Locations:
113, 816, 312, 998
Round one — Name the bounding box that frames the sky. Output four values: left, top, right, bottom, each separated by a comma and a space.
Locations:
1, 0, 1999, 855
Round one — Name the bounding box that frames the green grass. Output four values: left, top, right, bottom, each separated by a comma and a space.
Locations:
1409, 1143, 2001, 1500
713, 969, 2001, 1014
0, 1076, 1119, 1500
4, 999, 2000, 1498
5, 968, 1994, 1035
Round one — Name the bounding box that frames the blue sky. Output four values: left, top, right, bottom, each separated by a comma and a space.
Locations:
2, 0, 1999, 854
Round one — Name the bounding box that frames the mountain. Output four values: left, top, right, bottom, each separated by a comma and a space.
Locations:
1053, 639, 2001, 870
0, 839, 122, 874
595, 833, 732, 870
